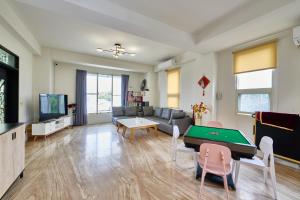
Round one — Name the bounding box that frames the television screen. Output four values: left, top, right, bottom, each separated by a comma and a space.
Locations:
39, 94, 68, 121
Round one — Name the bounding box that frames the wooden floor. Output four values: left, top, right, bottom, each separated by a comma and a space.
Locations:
2, 124, 300, 200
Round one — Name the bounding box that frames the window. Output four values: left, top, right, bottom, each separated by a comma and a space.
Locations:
0, 45, 18, 69
234, 42, 277, 114
233, 42, 277, 74
167, 68, 180, 108
86, 73, 122, 113
112, 76, 121, 107
236, 69, 272, 114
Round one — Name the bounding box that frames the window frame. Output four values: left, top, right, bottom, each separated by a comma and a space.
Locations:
235, 70, 273, 115
86, 73, 121, 114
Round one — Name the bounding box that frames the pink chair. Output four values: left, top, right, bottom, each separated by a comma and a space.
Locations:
206, 121, 223, 128
199, 143, 232, 200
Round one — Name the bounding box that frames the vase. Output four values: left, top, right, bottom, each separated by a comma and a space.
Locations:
194, 113, 202, 126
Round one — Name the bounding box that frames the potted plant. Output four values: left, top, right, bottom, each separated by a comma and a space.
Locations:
191, 102, 208, 125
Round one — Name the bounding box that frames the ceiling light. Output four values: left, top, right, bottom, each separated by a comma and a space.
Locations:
96, 43, 136, 58
96, 48, 103, 52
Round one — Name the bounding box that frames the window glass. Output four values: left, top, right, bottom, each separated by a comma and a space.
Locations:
86, 73, 122, 113
0, 47, 17, 69
237, 69, 272, 90
238, 93, 270, 113
98, 75, 112, 112
113, 76, 121, 95
87, 74, 97, 93
87, 94, 97, 114
113, 76, 122, 107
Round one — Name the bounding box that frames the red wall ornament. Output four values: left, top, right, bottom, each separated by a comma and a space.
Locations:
198, 75, 210, 96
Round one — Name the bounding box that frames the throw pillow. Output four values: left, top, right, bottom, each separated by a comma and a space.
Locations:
112, 107, 124, 116
154, 108, 162, 117
143, 106, 154, 116
125, 107, 137, 116
169, 111, 186, 124
161, 108, 171, 120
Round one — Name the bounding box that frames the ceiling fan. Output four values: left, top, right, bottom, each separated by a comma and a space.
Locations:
96, 43, 136, 58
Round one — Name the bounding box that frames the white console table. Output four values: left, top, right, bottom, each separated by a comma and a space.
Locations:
32, 115, 72, 140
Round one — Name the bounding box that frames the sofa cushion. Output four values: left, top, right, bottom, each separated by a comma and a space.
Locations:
158, 121, 173, 135
112, 107, 124, 117
169, 112, 186, 124
168, 109, 184, 124
172, 112, 186, 119
143, 106, 154, 116
161, 108, 171, 120
125, 107, 137, 116
154, 108, 162, 117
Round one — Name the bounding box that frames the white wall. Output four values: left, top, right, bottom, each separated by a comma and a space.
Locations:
54, 63, 146, 124
276, 34, 300, 113
216, 31, 300, 140
143, 71, 159, 107
54, 63, 145, 104
158, 52, 218, 123
0, 21, 33, 122
32, 47, 155, 121
0, 0, 41, 55
32, 49, 55, 120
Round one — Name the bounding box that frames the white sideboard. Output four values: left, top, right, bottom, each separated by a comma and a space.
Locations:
32, 115, 72, 139
0, 124, 25, 198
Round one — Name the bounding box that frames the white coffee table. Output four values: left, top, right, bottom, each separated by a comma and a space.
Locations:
116, 118, 159, 142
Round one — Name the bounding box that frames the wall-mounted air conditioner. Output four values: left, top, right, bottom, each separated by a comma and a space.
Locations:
293, 26, 300, 47
155, 58, 177, 72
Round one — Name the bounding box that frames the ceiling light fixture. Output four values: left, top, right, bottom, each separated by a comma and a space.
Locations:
96, 43, 136, 58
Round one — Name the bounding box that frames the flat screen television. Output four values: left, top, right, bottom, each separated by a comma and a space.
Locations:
39, 94, 68, 121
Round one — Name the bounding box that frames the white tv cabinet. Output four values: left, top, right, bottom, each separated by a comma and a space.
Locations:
32, 115, 72, 140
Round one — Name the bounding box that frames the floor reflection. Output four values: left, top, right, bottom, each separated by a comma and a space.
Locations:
85, 127, 121, 159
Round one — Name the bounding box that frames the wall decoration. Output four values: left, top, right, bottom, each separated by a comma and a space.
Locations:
140, 79, 146, 91
198, 75, 210, 96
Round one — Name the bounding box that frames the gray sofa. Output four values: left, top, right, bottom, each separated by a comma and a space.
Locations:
112, 106, 192, 135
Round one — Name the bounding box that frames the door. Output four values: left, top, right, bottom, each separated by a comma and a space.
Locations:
13, 125, 25, 178
0, 131, 14, 198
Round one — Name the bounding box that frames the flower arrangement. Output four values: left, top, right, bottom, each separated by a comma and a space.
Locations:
67, 103, 76, 114
191, 102, 208, 118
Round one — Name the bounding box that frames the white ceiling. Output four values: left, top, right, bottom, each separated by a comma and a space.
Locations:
11, 0, 300, 65
109, 0, 251, 33
12, 1, 182, 65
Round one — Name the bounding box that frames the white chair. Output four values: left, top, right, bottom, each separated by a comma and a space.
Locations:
234, 136, 277, 199
172, 125, 197, 173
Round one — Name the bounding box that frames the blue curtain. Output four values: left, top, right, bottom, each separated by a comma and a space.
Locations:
74, 70, 87, 125
121, 75, 129, 107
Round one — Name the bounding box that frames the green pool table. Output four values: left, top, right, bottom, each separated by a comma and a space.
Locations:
183, 125, 257, 159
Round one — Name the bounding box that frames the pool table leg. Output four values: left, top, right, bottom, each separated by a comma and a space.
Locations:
234, 161, 240, 186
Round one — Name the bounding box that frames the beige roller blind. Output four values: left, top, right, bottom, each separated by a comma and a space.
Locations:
233, 42, 277, 74
167, 68, 180, 108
